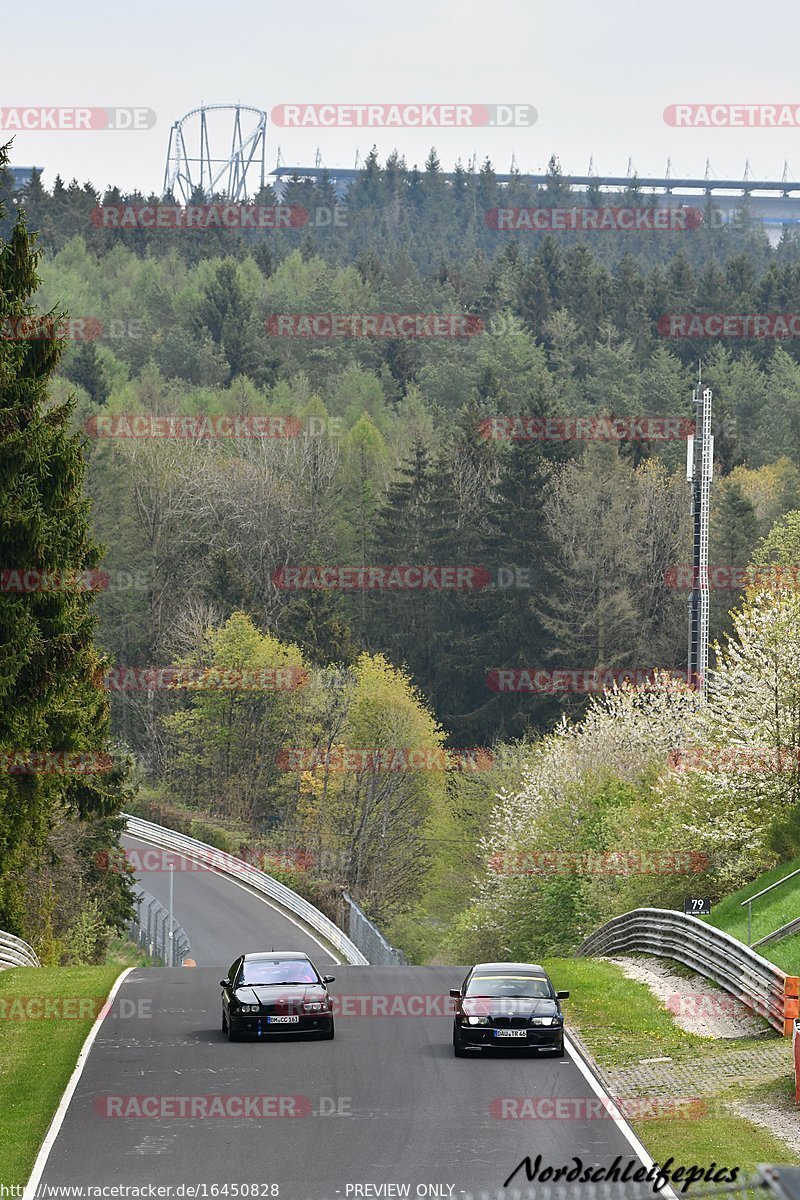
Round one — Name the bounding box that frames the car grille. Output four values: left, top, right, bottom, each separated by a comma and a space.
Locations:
492, 1016, 530, 1029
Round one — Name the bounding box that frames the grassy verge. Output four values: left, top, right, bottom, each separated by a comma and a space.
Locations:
705, 857, 800, 976
0, 965, 124, 1188
543, 957, 800, 1172
105, 934, 152, 968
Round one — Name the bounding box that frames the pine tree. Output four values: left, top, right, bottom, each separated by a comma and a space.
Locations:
0, 143, 124, 933
62, 341, 110, 405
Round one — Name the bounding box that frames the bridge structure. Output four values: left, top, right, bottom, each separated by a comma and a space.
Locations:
269, 163, 800, 239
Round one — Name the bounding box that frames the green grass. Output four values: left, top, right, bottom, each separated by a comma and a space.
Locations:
638, 1113, 797, 1178
542, 957, 754, 1069
543, 957, 800, 1171
706, 856, 800, 976
105, 934, 153, 968
0, 965, 124, 1188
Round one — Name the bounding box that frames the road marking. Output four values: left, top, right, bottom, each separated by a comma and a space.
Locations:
565, 1032, 678, 1200
23, 967, 134, 1200
125, 836, 342, 966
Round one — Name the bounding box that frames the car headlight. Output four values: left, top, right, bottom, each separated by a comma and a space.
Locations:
239, 1005, 259, 1013
302, 1001, 328, 1013
465, 1015, 490, 1026
531, 1016, 562, 1026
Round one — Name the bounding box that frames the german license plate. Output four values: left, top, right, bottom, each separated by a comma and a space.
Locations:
495, 1028, 527, 1038
267, 1015, 300, 1024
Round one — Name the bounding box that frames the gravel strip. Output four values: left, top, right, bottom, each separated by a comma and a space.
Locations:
607, 954, 774, 1039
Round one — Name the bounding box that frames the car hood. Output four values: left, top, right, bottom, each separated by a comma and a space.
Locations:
235, 984, 327, 1006
462, 996, 558, 1018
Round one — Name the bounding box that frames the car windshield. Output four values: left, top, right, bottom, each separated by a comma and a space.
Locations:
240, 960, 319, 985
465, 974, 551, 999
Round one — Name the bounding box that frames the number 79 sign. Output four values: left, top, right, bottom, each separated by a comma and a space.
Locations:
684, 897, 711, 915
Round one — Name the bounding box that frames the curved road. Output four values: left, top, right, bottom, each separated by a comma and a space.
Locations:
120, 837, 337, 966
31, 839, 652, 1197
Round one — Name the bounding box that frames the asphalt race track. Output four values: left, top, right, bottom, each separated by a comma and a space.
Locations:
120, 837, 336, 966
31, 840, 651, 1198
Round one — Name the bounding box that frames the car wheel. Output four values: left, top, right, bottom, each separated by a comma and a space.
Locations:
549, 1039, 565, 1057
318, 1019, 335, 1040
453, 1024, 467, 1057
222, 1011, 228, 1034
226, 1017, 239, 1042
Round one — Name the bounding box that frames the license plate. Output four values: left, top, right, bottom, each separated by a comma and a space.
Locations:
495, 1028, 527, 1038
267, 1015, 300, 1024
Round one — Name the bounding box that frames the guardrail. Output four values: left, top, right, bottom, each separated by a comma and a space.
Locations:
129, 883, 191, 967
123, 815, 369, 965
0, 930, 40, 969
342, 893, 406, 965
578, 907, 800, 1035
742, 866, 800, 945
754, 915, 800, 949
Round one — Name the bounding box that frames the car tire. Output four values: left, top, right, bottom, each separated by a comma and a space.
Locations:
226, 1017, 239, 1042
318, 1019, 335, 1040
453, 1025, 467, 1057
222, 1012, 228, 1034
549, 1039, 565, 1057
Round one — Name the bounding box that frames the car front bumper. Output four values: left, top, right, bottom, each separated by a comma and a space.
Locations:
458, 1023, 564, 1050
230, 1012, 333, 1036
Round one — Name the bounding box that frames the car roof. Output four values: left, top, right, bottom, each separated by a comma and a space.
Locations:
241, 951, 312, 961
471, 962, 548, 973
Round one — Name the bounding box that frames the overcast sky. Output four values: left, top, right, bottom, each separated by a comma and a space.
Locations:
4, 0, 800, 193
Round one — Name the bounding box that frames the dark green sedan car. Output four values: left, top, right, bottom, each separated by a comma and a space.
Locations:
221, 951, 335, 1041
450, 961, 569, 1056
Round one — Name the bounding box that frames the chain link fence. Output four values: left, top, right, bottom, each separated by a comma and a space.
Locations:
128, 883, 191, 967
342, 893, 406, 965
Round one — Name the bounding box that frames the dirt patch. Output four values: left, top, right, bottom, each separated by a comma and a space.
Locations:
607, 954, 773, 1039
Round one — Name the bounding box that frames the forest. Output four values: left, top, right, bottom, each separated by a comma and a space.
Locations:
3, 143, 800, 963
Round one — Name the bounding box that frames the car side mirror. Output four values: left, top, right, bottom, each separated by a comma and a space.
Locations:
220, 979, 230, 988
556, 990, 570, 1000
323, 975, 335, 984
449, 989, 461, 998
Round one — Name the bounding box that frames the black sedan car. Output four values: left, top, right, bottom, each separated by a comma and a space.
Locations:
450, 961, 569, 1056
221, 951, 335, 1041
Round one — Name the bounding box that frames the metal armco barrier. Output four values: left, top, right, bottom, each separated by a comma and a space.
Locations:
129, 883, 191, 967
0, 930, 40, 969
342, 892, 406, 965
123, 815, 369, 965
578, 907, 800, 1035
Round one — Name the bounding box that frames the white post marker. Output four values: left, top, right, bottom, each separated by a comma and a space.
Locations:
168, 862, 174, 965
